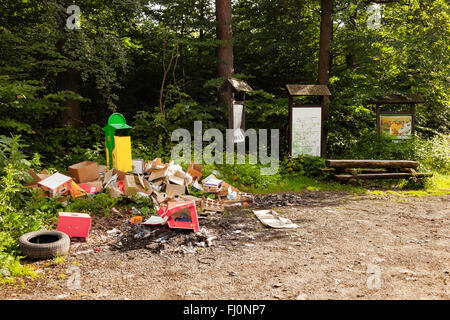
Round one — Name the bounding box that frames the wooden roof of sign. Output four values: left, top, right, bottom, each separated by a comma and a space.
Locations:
227, 78, 253, 93
370, 94, 425, 104
286, 84, 331, 96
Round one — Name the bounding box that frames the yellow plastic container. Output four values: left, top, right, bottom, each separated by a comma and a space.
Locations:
112, 136, 132, 172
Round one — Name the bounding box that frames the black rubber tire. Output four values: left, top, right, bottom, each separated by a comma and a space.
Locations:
18, 230, 70, 260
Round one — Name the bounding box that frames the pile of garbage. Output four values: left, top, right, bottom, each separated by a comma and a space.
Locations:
24, 159, 253, 235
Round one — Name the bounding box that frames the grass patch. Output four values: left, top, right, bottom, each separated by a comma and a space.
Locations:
244, 174, 367, 195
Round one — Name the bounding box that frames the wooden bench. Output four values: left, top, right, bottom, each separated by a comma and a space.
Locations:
322, 160, 433, 181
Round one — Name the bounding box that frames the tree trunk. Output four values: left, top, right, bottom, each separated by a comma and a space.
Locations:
318, 0, 333, 158
56, 2, 82, 128
318, 0, 333, 88
216, 0, 234, 129
58, 69, 81, 128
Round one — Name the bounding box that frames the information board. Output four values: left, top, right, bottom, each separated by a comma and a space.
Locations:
291, 107, 322, 157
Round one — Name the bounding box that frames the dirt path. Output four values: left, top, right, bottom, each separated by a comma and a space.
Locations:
1, 191, 449, 300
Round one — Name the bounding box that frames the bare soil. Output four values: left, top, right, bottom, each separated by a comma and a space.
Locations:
1, 191, 449, 300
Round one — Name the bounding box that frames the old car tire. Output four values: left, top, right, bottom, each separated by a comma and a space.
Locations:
18, 230, 70, 260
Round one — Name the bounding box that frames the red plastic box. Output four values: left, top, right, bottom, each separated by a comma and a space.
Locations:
159, 201, 199, 233
56, 212, 92, 238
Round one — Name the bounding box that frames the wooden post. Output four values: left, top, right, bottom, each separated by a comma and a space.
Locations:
376, 104, 381, 140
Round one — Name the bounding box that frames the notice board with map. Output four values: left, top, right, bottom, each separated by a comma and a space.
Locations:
379, 113, 413, 140
290, 106, 323, 157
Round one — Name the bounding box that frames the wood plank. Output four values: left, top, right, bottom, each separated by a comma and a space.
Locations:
334, 173, 433, 180
344, 168, 388, 174
320, 168, 336, 172
326, 160, 419, 169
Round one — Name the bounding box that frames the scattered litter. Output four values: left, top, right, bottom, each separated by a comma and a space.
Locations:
73, 249, 94, 256
253, 210, 298, 229
107, 228, 122, 236
405, 277, 419, 281
142, 216, 166, 226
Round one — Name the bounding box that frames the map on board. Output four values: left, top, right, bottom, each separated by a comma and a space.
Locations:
380, 114, 413, 140
291, 107, 322, 157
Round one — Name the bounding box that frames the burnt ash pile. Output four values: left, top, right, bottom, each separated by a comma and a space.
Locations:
252, 191, 348, 208
253, 193, 308, 207
108, 211, 262, 255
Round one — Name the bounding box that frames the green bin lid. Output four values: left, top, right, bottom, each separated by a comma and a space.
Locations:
102, 113, 132, 133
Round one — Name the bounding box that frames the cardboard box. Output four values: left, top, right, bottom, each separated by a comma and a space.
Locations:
26, 169, 50, 187
216, 181, 241, 200
166, 183, 186, 198
113, 168, 128, 181
137, 175, 153, 194
83, 180, 103, 191
124, 175, 138, 195
38, 173, 72, 198
147, 158, 165, 172
57, 212, 91, 238
187, 163, 203, 181
68, 161, 100, 183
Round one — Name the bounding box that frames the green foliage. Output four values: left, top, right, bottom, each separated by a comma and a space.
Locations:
0, 136, 60, 279
65, 193, 121, 216
202, 156, 282, 191
415, 134, 450, 173
281, 155, 326, 178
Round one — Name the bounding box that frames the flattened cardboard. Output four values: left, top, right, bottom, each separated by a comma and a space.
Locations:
253, 210, 298, 229
168, 173, 185, 186
136, 176, 152, 194
108, 186, 124, 198
68, 161, 100, 183
149, 166, 169, 181
166, 183, 185, 198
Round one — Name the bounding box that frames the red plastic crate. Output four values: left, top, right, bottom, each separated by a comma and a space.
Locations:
159, 201, 199, 233
56, 212, 92, 238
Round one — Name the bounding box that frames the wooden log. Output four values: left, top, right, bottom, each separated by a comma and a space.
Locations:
344, 168, 388, 174
320, 168, 336, 172
326, 160, 419, 169
334, 172, 433, 180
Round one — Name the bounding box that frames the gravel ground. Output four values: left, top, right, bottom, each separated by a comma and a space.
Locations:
0, 191, 448, 300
